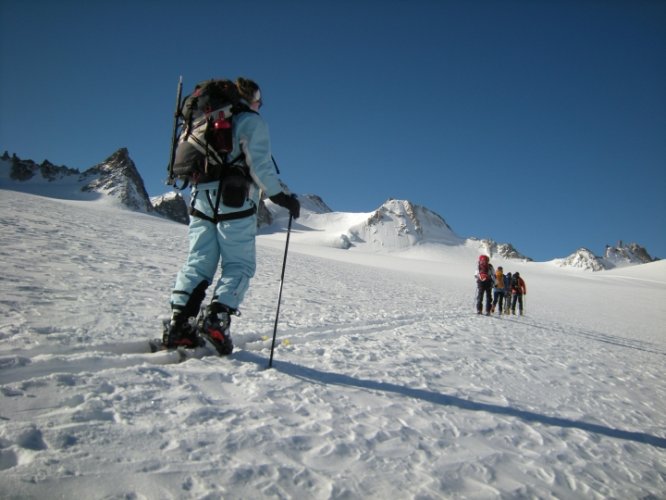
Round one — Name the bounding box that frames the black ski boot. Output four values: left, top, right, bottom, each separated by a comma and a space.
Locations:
162, 312, 202, 349
198, 302, 234, 355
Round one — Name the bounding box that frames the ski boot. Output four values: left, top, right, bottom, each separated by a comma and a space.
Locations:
162, 312, 202, 349
198, 302, 234, 355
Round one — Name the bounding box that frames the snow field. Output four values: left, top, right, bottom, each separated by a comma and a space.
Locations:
0, 189, 665, 499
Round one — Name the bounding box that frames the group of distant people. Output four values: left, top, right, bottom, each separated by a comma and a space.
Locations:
475, 255, 526, 316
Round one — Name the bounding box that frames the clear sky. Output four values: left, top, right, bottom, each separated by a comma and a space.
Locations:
1, 0, 665, 261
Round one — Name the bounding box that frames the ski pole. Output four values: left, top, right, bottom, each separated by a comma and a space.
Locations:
268, 215, 293, 368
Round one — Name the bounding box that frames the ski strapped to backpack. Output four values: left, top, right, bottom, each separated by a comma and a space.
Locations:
166, 78, 254, 195
166, 76, 183, 187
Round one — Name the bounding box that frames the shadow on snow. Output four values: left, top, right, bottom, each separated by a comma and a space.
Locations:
234, 350, 666, 450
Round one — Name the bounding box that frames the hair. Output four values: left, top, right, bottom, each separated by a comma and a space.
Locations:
236, 77, 261, 103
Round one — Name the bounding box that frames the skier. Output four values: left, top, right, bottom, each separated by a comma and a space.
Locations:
164, 77, 300, 353
492, 266, 505, 314
475, 255, 495, 315
510, 271, 527, 315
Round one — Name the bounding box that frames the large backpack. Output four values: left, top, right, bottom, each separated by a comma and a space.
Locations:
495, 269, 504, 288
478, 255, 490, 282
511, 274, 522, 292
170, 79, 251, 197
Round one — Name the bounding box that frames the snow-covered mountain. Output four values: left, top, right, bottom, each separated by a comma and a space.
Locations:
263, 196, 532, 261
266, 198, 463, 251
81, 148, 153, 212
554, 242, 658, 271
554, 247, 606, 272
0, 149, 194, 225
604, 240, 656, 266
360, 198, 462, 249
0, 149, 154, 212
1, 149, 658, 269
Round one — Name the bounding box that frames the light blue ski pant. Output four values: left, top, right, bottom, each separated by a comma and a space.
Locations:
171, 214, 257, 314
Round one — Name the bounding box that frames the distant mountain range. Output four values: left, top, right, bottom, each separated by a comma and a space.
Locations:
552, 244, 657, 271
0, 149, 658, 270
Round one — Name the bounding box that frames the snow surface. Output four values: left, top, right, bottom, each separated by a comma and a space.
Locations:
1, 188, 665, 499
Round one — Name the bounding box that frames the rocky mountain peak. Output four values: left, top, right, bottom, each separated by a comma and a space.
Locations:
82, 148, 153, 212
8, 154, 79, 182
554, 241, 659, 271
469, 238, 532, 261
604, 241, 657, 265
151, 192, 189, 224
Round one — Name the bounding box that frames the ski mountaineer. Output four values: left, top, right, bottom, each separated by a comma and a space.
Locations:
475, 255, 495, 315
510, 271, 527, 315
492, 266, 505, 314
163, 77, 300, 354
503, 272, 512, 314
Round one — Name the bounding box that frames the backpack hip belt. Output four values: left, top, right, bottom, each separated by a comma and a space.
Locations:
189, 205, 256, 224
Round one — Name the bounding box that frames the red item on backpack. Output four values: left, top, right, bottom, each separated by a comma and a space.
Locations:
478, 255, 490, 282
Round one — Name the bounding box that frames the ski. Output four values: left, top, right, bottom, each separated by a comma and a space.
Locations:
147, 337, 218, 361
198, 330, 234, 356
149, 315, 234, 361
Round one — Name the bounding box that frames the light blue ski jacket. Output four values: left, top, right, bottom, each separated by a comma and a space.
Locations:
191, 109, 284, 218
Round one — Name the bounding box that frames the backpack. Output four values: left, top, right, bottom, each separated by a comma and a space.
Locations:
478, 255, 490, 281
170, 79, 251, 197
511, 274, 522, 291
495, 270, 504, 288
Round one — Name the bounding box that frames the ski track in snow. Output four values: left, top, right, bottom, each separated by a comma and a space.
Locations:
0, 190, 665, 499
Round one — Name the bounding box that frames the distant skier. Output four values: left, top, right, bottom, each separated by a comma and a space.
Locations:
510, 272, 527, 315
164, 77, 300, 354
503, 272, 512, 314
475, 255, 495, 315
492, 266, 505, 314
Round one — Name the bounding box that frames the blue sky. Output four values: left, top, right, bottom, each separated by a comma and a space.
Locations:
1, 0, 665, 261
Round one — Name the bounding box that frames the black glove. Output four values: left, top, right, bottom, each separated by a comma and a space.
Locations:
269, 192, 300, 219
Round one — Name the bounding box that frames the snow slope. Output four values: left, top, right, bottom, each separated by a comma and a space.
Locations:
0, 189, 665, 499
